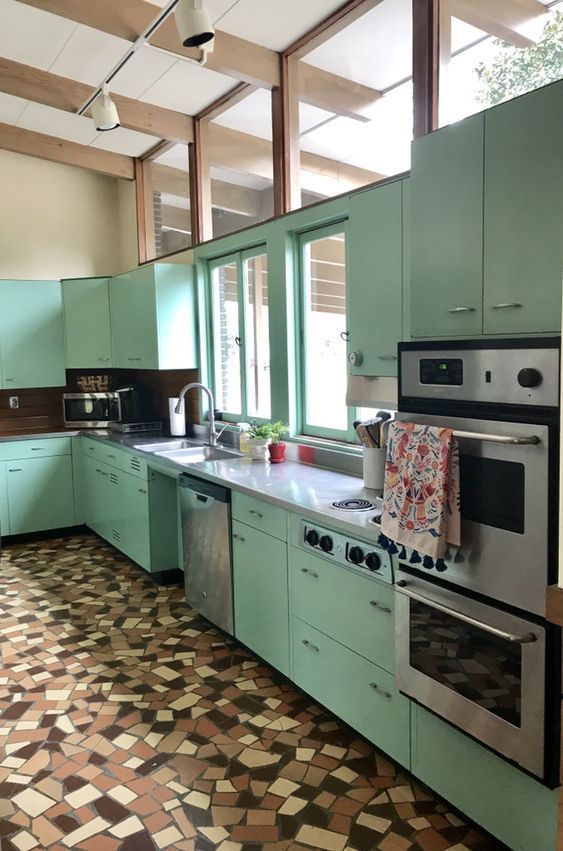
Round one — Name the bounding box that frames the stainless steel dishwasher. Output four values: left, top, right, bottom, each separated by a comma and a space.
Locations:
179, 473, 233, 635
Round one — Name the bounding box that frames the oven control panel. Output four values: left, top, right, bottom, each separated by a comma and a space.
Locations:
299, 521, 393, 585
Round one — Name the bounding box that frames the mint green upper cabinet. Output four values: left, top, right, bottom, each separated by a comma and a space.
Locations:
110, 263, 197, 370
348, 180, 404, 376
0, 281, 65, 388
483, 81, 563, 335
62, 278, 112, 368
410, 114, 484, 338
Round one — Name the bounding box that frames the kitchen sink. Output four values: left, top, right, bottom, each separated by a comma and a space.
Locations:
154, 446, 241, 463
133, 440, 194, 452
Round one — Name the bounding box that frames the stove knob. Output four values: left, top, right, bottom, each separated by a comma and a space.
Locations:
320, 535, 333, 553
305, 529, 319, 547
365, 552, 381, 572
518, 368, 542, 388
349, 546, 365, 565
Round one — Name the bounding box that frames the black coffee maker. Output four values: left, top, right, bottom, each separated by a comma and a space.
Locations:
115, 383, 156, 425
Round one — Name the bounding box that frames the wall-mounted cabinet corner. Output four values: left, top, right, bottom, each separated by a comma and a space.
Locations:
62, 277, 113, 369
110, 263, 197, 370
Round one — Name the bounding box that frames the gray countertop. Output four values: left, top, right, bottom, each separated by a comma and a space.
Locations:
0, 428, 384, 542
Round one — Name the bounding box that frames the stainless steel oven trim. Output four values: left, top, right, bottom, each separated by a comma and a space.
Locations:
395, 575, 546, 777
63, 392, 121, 428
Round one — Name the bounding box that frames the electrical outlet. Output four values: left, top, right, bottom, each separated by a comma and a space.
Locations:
9, 396, 19, 409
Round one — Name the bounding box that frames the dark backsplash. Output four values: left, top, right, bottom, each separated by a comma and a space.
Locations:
0, 369, 200, 436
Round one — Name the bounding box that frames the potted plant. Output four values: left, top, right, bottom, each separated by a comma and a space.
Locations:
267, 421, 289, 464
246, 423, 272, 460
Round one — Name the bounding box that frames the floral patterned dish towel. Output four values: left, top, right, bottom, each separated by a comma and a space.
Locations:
381, 421, 460, 560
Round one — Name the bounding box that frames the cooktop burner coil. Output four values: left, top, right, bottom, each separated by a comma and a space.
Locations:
331, 498, 376, 512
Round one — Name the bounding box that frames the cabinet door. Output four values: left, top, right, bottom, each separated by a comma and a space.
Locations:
110, 269, 158, 369
121, 472, 151, 570
348, 181, 403, 375
484, 82, 563, 334
232, 520, 289, 676
293, 618, 410, 767
0, 499, 9, 536
62, 278, 112, 368
0, 281, 65, 388
7, 456, 74, 534
410, 114, 484, 337
82, 455, 110, 539
411, 705, 558, 851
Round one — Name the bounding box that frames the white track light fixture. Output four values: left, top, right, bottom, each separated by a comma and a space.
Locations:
175, 0, 214, 49
91, 83, 120, 132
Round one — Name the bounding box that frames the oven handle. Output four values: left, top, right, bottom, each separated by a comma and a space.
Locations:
396, 581, 538, 644
452, 430, 540, 445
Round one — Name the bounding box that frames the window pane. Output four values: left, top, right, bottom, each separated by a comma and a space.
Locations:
212, 262, 241, 415
244, 254, 271, 419
440, 2, 562, 127
205, 89, 274, 239
296, 0, 413, 207
145, 144, 192, 260
303, 232, 348, 431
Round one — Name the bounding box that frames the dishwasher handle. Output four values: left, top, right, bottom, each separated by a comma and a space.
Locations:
179, 473, 230, 503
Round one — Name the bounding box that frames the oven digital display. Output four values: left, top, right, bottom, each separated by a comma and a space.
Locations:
419, 358, 463, 386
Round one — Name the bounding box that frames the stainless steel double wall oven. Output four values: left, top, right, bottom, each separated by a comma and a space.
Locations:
394, 338, 560, 782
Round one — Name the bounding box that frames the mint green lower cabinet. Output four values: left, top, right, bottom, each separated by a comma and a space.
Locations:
292, 618, 410, 767
0, 501, 9, 536
82, 455, 109, 539
232, 520, 289, 676
6, 456, 74, 534
290, 547, 394, 673
411, 705, 558, 851
121, 472, 150, 571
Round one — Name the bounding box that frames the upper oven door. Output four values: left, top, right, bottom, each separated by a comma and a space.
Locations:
395, 572, 546, 778
396, 412, 549, 616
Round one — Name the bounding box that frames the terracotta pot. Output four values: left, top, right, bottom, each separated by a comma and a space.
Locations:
268, 442, 286, 463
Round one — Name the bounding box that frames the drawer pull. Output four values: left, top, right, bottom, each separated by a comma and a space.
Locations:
370, 682, 392, 699
301, 568, 319, 579
138, 488, 147, 494
369, 600, 392, 613
492, 302, 522, 310
448, 307, 476, 314
98, 357, 111, 361
233, 533, 245, 542
249, 510, 263, 519
128, 357, 142, 362
30, 447, 44, 451
8, 468, 22, 472
4, 378, 19, 382
108, 454, 116, 459
302, 639, 319, 653
377, 355, 398, 361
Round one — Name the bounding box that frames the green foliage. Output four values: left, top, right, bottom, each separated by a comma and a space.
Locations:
248, 421, 289, 443
247, 423, 273, 440
475, 11, 563, 107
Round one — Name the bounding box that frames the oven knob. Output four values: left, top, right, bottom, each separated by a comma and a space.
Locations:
518, 368, 542, 388
365, 552, 381, 572
320, 535, 333, 553
349, 546, 364, 565
305, 529, 319, 547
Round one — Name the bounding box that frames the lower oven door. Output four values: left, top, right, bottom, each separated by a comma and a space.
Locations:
395, 573, 546, 778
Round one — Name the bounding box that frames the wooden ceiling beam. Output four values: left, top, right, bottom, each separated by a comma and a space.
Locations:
0, 122, 134, 179
299, 62, 381, 121
0, 57, 193, 143
448, 0, 546, 48
150, 163, 262, 217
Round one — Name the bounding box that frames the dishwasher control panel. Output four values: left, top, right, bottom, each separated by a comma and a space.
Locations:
299, 521, 393, 585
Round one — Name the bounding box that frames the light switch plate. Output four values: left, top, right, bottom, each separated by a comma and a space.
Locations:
9, 396, 19, 409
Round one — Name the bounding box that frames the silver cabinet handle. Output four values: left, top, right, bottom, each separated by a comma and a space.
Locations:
302, 639, 319, 652
233, 533, 245, 542
370, 682, 392, 699
492, 302, 522, 310
4, 378, 19, 382
448, 307, 476, 313
370, 600, 392, 613
249, 510, 263, 519
138, 488, 147, 494
95, 468, 108, 477
98, 357, 111, 361
30, 448, 44, 451
301, 568, 319, 579
8, 468, 22, 472
396, 582, 537, 644
378, 355, 398, 361
127, 357, 142, 361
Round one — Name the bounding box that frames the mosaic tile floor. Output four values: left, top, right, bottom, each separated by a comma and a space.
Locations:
0, 534, 504, 851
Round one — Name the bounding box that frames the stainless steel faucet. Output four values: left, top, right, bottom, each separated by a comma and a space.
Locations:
175, 383, 218, 447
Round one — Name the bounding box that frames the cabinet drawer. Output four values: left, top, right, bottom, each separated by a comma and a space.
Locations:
0, 499, 9, 536
232, 491, 286, 540
293, 618, 410, 767
290, 547, 394, 672
81, 437, 100, 460
97, 444, 123, 470
1, 437, 71, 461
124, 452, 148, 480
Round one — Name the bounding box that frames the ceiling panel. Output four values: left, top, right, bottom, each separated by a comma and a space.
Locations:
210, 165, 271, 191
0, 0, 77, 71
15, 102, 98, 146
49, 24, 130, 85
305, 0, 412, 91
216, 0, 345, 50
213, 88, 272, 140
299, 102, 336, 135
90, 126, 156, 157
111, 46, 177, 99
0, 92, 29, 125
153, 144, 190, 169
146, 0, 241, 23
141, 59, 234, 114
